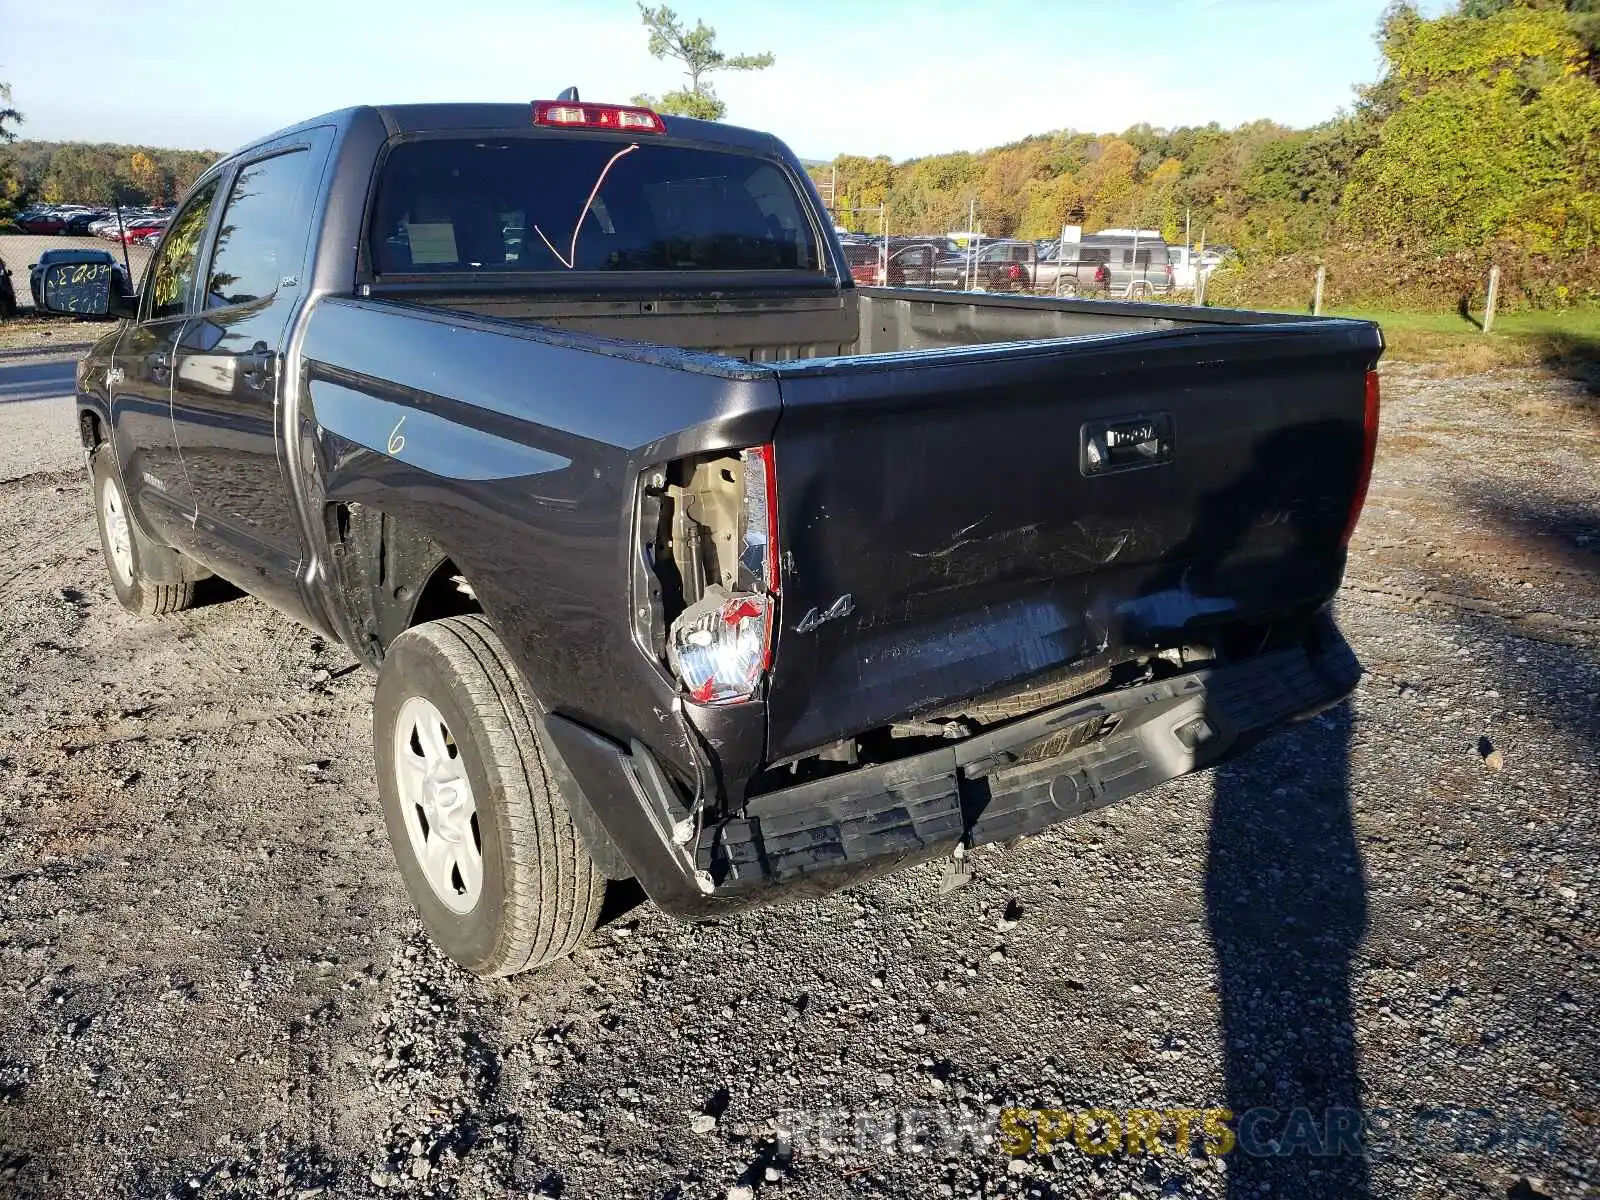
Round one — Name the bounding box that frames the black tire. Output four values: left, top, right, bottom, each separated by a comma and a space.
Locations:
90, 446, 196, 616
373, 614, 606, 976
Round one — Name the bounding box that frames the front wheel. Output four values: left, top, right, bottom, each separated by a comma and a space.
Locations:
373, 615, 606, 976
91, 446, 196, 616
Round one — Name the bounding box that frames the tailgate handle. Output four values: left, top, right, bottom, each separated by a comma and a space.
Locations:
1081, 413, 1174, 476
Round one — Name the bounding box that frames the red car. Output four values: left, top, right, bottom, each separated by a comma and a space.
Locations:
16, 211, 69, 235
120, 222, 166, 245
843, 242, 883, 286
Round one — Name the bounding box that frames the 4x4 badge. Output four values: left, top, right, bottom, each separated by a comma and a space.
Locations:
794, 593, 854, 634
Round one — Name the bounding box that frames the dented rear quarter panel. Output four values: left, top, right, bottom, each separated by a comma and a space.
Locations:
295, 296, 784, 778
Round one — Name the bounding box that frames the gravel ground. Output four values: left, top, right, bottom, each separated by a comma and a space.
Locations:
0, 356, 1596, 1200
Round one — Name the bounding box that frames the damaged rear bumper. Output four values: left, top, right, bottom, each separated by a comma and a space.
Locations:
544, 615, 1361, 920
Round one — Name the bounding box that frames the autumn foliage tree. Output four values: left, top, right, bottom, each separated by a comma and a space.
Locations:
810, 0, 1600, 282
1, 140, 216, 211
1342, 1, 1600, 251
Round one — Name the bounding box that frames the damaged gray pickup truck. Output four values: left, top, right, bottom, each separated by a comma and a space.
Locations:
44, 98, 1381, 976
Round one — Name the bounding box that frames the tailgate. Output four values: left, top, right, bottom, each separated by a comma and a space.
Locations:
764, 323, 1381, 761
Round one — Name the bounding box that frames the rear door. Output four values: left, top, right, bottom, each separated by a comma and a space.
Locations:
108, 176, 221, 546
762, 326, 1378, 759
169, 134, 329, 619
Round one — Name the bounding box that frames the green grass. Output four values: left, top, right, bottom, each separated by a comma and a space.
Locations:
1323, 305, 1600, 382
1331, 306, 1600, 337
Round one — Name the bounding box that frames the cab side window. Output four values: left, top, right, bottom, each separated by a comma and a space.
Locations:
205, 150, 313, 308
146, 179, 220, 321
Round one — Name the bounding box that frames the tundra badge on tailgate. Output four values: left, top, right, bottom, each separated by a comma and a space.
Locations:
1081, 413, 1175, 476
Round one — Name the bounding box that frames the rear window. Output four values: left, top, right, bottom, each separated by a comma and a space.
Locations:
371, 137, 823, 275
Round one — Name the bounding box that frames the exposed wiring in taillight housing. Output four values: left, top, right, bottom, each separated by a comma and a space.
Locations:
645, 445, 781, 706
1340, 370, 1381, 548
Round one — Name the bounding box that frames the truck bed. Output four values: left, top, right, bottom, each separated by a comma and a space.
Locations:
391, 283, 1308, 364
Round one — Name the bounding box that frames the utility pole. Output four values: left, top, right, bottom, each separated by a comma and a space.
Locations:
966, 196, 978, 291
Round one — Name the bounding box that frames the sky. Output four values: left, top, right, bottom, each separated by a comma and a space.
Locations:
0, 0, 1454, 161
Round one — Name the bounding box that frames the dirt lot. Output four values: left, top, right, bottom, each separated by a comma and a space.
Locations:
0, 351, 1595, 1200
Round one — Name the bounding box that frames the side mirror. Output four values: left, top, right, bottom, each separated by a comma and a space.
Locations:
38, 260, 135, 320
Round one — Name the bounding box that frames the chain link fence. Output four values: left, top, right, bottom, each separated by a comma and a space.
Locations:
3, 230, 1202, 321
836, 233, 1206, 302
0, 234, 155, 318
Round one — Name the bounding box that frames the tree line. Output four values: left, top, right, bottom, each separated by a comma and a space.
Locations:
0, 140, 221, 214
3, 0, 1596, 310
809, 0, 1600, 272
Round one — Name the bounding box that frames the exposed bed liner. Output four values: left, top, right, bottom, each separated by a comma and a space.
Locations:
381, 283, 1320, 366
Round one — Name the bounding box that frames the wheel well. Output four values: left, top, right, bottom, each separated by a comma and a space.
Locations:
327, 501, 482, 662
411, 558, 483, 628
79, 409, 105, 451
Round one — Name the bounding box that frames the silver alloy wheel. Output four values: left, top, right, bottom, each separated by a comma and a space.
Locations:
99, 473, 134, 587
393, 695, 484, 914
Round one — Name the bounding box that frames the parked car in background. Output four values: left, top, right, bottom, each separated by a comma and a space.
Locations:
1167, 245, 1224, 290
842, 241, 882, 286
1040, 235, 1175, 296
929, 239, 1035, 291
16, 210, 69, 235
843, 237, 955, 288
880, 239, 946, 287
0, 254, 18, 318
64, 210, 111, 235
29, 248, 132, 310
119, 220, 166, 245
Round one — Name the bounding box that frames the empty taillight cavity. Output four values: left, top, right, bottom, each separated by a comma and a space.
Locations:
639, 445, 780, 704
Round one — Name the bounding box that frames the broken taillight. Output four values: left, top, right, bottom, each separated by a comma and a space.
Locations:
669, 588, 773, 704
661, 445, 780, 705
1340, 370, 1381, 548
738, 444, 779, 597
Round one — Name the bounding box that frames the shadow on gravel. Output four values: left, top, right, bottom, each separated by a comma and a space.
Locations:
1206, 703, 1370, 1197
1449, 480, 1600, 582
1533, 333, 1600, 400
191, 573, 246, 609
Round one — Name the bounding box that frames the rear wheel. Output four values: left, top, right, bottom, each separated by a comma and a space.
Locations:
373, 614, 606, 976
91, 446, 196, 616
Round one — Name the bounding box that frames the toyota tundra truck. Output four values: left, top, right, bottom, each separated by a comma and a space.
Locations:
39, 97, 1381, 977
